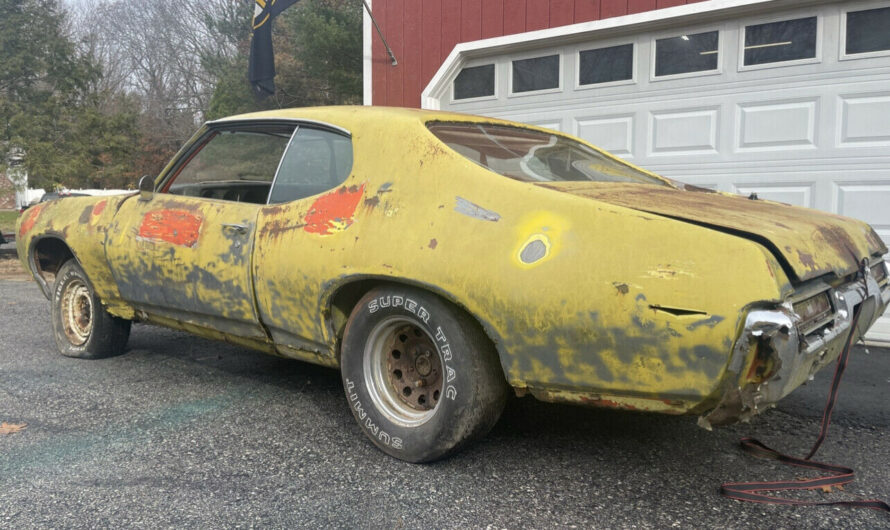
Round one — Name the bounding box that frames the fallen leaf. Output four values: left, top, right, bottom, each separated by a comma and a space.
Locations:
0, 422, 27, 435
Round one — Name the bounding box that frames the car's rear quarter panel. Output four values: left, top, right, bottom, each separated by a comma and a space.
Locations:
253, 110, 792, 411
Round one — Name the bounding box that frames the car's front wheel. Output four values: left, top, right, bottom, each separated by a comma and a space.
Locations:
340, 285, 508, 463
52, 259, 131, 359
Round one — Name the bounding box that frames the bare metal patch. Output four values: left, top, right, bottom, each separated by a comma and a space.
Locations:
454, 197, 500, 222
520, 240, 547, 264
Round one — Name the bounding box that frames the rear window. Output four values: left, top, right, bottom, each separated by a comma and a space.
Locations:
427, 122, 667, 185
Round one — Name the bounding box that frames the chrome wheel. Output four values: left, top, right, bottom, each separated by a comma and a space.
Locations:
363, 316, 443, 427
61, 279, 93, 346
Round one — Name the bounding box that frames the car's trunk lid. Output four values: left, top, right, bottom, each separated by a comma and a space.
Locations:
537, 182, 887, 283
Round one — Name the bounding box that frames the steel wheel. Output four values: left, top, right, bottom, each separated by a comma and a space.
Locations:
60, 278, 93, 346
51, 259, 131, 359
363, 316, 443, 427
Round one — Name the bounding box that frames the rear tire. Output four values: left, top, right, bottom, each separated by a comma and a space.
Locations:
340, 285, 508, 463
52, 259, 131, 359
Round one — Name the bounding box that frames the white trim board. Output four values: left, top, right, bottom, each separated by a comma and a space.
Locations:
362, 0, 373, 106
421, 0, 838, 109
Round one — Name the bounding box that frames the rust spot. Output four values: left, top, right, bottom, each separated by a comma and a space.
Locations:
303, 184, 366, 235
612, 282, 629, 295
796, 249, 816, 270
581, 397, 639, 411
92, 200, 107, 217
18, 205, 42, 238
138, 209, 203, 247
428, 238, 438, 249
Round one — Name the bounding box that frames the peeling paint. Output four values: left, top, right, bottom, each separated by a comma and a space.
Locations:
138, 209, 203, 247
613, 282, 629, 295
18, 204, 42, 238
303, 184, 366, 235
454, 196, 500, 222
92, 200, 107, 217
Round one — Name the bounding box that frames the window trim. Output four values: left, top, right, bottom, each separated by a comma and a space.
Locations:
649, 26, 724, 82
737, 13, 822, 73
507, 51, 564, 98
265, 126, 302, 204
450, 62, 499, 104
158, 119, 351, 201
839, 3, 890, 62
573, 40, 637, 91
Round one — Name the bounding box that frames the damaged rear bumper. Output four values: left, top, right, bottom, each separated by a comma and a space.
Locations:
701, 264, 890, 428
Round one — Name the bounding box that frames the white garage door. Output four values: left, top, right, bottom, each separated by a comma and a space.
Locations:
433, 0, 890, 343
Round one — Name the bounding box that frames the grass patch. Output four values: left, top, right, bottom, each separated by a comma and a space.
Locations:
0, 210, 20, 234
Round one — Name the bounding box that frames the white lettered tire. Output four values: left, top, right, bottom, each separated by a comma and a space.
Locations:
51, 259, 131, 359
340, 285, 508, 462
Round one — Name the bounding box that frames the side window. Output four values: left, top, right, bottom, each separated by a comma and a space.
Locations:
267, 127, 353, 204
167, 128, 293, 203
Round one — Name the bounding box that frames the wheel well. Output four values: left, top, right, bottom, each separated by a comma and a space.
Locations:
32, 237, 75, 279
328, 279, 503, 363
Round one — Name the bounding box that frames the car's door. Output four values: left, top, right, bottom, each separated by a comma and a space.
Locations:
104, 123, 295, 340
253, 124, 356, 362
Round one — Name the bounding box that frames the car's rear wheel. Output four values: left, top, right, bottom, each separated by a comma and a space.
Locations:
52, 259, 131, 359
340, 285, 508, 463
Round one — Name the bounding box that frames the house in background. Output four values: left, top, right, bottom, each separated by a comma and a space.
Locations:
363, 0, 890, 341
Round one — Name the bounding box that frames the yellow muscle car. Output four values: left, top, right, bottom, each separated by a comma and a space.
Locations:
16, 106, 890, 462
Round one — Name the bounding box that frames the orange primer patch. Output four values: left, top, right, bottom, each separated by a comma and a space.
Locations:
19, 205, 43, 238
92, 200, 107, 217
303, 184, 366, 235
138, 209, 203, 247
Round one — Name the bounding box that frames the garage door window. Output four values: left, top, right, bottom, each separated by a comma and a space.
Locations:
511, 54, 560, 94
453, 64, 495, 100
578, 44, 634, 86
743, 17, 817, 66
655, 31, 719, 77
845, 7, 890, 56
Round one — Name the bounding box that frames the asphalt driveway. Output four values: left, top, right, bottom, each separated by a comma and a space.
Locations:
1, 278, 889, 528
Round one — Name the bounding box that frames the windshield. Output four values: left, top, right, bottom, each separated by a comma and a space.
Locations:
428, 122, 669, 186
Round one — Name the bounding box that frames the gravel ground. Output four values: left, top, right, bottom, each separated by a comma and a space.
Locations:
1, 278, 889, 529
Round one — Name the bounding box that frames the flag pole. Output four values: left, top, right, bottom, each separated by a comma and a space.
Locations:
361, 0, 397, 66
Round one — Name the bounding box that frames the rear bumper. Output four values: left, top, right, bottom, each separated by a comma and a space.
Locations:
701, 267, 889, 428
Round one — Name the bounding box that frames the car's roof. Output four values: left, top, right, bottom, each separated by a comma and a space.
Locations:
211, 105, 536, 131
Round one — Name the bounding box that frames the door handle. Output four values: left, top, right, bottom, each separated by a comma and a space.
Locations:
221, 223, 249, 235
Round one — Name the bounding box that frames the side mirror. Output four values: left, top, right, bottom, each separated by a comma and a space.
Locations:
138, 175, 154, 201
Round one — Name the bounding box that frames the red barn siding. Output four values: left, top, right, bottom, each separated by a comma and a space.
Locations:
574, 0, 601, 22
370, 0, 710, 107
481, 0, 505, 39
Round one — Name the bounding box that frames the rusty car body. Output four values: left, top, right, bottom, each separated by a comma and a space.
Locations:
16, 106, 890, 462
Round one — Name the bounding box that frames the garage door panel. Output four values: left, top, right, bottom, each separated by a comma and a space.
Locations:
649, 107, 720, 155
575, 114, 635, 156
838, 93, 890, 147
737, 99, 819, 151
835, 183, 890, 228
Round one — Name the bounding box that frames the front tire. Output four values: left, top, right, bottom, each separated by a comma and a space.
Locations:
340, 285, 508, 463
52, 259, 131, 359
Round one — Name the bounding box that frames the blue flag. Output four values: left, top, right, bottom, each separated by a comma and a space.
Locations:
248, 0, 300, 98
